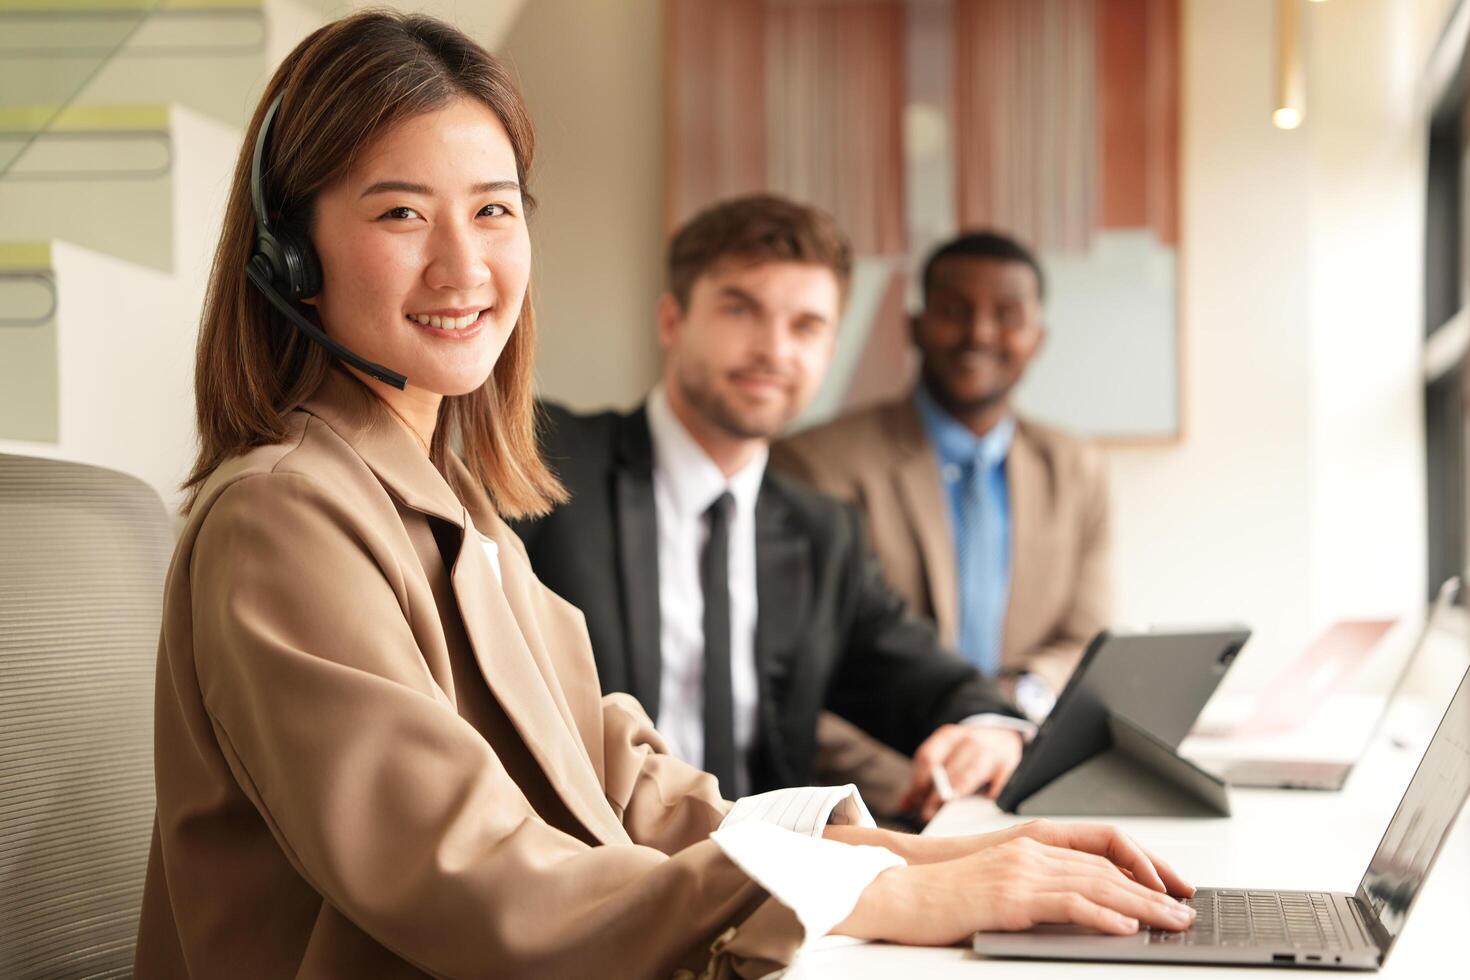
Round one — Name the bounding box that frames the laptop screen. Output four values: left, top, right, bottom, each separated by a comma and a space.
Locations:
1356, 664, 1470, 945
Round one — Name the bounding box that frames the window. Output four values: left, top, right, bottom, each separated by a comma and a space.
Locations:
1424, 49, 1467, 600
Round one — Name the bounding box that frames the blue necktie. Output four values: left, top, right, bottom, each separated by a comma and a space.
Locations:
954, 458, 1002, 676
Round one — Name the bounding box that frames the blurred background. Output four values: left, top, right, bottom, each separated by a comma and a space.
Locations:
0, 0, 1462, 692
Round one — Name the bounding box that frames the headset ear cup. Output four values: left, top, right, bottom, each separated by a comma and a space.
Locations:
253, 230, 291, 289
275, 231, 322, 301
296, 238, 322, 299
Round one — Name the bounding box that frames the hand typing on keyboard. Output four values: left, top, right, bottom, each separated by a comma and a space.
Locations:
829, 818, 1197, 946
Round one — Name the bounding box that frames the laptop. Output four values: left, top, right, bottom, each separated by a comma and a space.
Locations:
1208, 578, 1460, 791
972, 661, 1470, 970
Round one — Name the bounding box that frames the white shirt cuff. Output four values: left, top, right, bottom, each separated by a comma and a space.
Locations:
711, 785, 903, 942
711, 822, 902, 941
960, 711, 1039, 742
719, 783, 877, 836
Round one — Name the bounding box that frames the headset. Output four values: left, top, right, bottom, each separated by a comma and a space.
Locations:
245, 92, 409, 390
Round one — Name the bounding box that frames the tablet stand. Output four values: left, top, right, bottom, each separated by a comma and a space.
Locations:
1014, 714, 1232, 818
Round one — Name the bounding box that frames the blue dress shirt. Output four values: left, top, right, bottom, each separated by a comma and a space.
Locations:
913, 385, 1014, 676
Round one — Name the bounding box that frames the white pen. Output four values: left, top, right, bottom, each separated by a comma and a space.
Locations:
930, 763, 955, 803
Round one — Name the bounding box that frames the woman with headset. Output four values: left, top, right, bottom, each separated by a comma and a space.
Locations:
136, 11, 1195, 978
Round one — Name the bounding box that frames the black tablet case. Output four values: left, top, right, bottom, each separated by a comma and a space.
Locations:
995, 629, 1249, 818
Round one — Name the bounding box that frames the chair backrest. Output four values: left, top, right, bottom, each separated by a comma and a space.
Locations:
0, 454, 173, 979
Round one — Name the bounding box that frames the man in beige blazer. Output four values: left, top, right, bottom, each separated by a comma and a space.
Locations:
774, 230, 1111, 721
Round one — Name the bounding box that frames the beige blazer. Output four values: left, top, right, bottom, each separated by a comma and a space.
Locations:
772, 395, 1112, 693
135, 372, 802, 980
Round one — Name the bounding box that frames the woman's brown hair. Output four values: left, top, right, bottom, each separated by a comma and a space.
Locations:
182, 8, 564, 517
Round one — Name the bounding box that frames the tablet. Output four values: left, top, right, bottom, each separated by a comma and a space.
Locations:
995, 628, 1251, 814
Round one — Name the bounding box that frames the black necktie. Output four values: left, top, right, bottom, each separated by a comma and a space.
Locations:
701, 492, 737, 793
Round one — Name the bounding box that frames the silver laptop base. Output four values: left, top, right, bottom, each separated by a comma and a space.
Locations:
974, 889, 1381, 970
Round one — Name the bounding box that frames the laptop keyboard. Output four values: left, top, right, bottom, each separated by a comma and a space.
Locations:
1145, 889, 1356, 949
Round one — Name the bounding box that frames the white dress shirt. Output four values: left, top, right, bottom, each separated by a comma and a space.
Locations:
478, 532, 502, 583
646, 385, 764, 796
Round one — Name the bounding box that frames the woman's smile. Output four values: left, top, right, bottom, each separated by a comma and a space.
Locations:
405, 308, 489, 337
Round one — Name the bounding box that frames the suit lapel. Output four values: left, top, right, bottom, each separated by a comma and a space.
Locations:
1003, 425, 1045, 666
886, 401, 960, 647
613, 409, 664, 719
754, 483, 810, 788
450, 517, 628, 846
305, 379, 628, 847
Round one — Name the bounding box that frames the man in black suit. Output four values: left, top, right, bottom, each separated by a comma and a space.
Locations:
515, 195, 1030, 820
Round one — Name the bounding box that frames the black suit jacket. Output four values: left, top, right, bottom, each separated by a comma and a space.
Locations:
512, 402, 1019, 793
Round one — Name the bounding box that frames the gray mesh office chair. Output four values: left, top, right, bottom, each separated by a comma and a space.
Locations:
0, 454, 173, 979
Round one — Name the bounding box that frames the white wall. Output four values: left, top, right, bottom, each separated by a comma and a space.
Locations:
0, 106, 239, 516
500, 0, 666, 411
1106, 0, 1437, 690
1306, 1, 1430, 632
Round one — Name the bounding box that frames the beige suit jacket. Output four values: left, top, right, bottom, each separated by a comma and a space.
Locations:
135, 372, 803, 979
773, 395, 1112, 693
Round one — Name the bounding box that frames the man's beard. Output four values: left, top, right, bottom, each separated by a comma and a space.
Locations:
922, 361, 1015, 419
676, 363, 794, 441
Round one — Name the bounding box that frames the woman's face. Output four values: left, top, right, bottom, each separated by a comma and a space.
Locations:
307, 96, 530, 398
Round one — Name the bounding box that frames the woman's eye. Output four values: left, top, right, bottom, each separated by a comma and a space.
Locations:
479, 203, 511, 218
378, 206, 421, 221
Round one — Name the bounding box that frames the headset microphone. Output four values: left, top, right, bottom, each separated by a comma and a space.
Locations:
245, 92, 409, 390
244, 258, 407, 388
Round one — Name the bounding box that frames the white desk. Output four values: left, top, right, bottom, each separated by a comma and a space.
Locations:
786, 700, 1470, 977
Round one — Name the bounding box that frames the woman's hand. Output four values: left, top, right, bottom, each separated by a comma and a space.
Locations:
984, 819, 1194, 897
833, 833, 1196, 945
830, 818, 1192, 899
